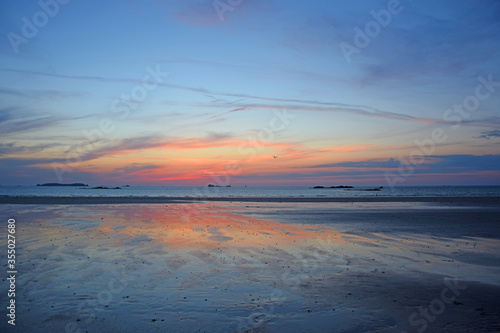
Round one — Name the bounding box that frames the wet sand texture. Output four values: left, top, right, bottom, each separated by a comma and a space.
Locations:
0, 200, 499, 332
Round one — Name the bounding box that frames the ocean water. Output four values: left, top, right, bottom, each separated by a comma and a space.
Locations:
0, 185, 499, 198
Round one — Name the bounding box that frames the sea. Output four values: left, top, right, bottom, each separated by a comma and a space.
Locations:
1, 185, 499, 198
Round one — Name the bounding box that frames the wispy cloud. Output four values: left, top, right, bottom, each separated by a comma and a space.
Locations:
306, 158, 401, 169
424, 154, 500, 173
0, 109, 98, 136
113, 163, 160, 175
338, 2, 500, 85
0, 157, 92, 185
198, 101, 500, 128
0, 142, 61, 156
1, 67, 355, 107
75, 133, 302, 163
232, 154, 500, 184
475, 130, 500, 140
303, 154, 500, 175
7, 67, 498, 128
0, 113, 58, 135
0, 87, 85, 100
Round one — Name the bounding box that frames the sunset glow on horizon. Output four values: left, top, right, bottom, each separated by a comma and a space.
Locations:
1, 0, 500, 186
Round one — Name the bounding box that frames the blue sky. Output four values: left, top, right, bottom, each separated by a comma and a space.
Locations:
0, 0, 499, 186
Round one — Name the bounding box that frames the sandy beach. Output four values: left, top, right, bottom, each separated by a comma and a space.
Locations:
1, 198, 499, 332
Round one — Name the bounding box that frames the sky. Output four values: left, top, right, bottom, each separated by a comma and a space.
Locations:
0, 0, 499, 186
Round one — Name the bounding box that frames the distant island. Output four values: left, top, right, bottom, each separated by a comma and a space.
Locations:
91, 186, 121, 189
345, 187, 384, 191
80, 186, 121, 190
311, 185, 354, 189
208, 184, 231, 187
37, 183, 88, 187
311, 186, 384, 191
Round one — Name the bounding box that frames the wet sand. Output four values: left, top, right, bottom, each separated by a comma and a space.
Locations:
0, 199, 499, 332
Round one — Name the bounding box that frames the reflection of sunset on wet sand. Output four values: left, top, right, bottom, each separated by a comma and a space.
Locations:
98, 203, 357, 251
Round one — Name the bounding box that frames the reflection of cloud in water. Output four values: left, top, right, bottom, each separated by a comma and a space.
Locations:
96, 203, 357, 254
207, 227, 234, 242
209, 235, 234, 242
